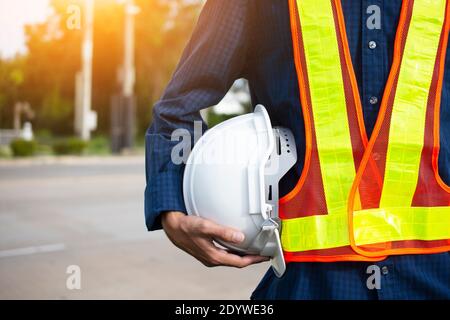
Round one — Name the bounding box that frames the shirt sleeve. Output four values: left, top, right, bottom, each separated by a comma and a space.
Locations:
145, 0, 251, 231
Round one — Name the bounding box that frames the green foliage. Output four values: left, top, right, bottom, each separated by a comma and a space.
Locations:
34, 129, 53, 143
39, 87, 73, 133
0, 145, 11, 158
0, 0, 204, 137
10, 139, 37, 157
35, 144, 53, 156
85, 135, 110, 155
134, 0, 203, 136
207, 112, 241, 128
52, 137, 87, 155
0, 57, 26, 128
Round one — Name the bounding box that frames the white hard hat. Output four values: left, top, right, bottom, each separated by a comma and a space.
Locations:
183, 105, 297, 277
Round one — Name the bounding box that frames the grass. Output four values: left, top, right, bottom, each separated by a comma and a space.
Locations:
0, 134, 146, 158
85, 136, 111, 155
0, 145, 11, 158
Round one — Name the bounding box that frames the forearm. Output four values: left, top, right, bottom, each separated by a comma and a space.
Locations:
145, 0, 252, 231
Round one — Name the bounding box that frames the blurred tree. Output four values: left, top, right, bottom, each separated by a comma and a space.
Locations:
0, 57, 26, 128
0, 0, 203, 137
22, 0, 82, 134
134, 0, 202, 135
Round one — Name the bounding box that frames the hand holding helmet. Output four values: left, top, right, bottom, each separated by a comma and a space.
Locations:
161, 211, 269, 268
183, 105, 297, 277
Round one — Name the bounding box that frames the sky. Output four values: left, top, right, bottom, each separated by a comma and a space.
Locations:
0, 0, 50, 58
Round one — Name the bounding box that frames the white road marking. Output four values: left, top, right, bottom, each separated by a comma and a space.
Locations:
0, 243, 66, 258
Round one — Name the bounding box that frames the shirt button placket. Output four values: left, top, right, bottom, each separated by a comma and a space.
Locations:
381, 266, 389, 275
368, 40, 377, 49
369, 96, 378, 105
362, 0, 383, 135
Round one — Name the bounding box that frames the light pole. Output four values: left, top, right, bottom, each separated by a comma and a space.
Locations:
111, 0, 140, 153
122, 1, 140, 98
75, 0, 97, 140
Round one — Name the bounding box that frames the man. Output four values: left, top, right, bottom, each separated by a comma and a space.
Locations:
145, 0, 450, 299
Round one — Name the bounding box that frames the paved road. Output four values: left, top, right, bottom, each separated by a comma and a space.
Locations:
0, 156, 268, 299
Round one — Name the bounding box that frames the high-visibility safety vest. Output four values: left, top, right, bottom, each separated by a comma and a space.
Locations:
280, 0, 450, 262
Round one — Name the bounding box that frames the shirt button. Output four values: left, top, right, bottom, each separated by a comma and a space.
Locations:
368, 40, 377, 49
369, 96, 378, 105
381, 266, 389, 275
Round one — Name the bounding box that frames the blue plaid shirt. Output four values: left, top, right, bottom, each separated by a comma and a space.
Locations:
145, 0, 450, 299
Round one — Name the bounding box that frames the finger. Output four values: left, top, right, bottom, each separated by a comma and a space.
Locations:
191, 237, 240, 264
195, 219, 245, 244
213, 250, 269, 268
193, 236, 269, 268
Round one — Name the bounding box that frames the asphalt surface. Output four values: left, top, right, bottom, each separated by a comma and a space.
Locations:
0, 156, 268, 299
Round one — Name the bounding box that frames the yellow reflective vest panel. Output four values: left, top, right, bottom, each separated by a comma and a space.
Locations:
280, 0, 450, 262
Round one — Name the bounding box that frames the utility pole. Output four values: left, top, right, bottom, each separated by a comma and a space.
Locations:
13, 102, 34, 131
75, 0, 97, 140
111, 0, 140, 153
122, 1, 139, 98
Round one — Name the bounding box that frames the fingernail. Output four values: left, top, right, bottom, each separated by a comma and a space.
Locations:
232, 232, 245, 243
